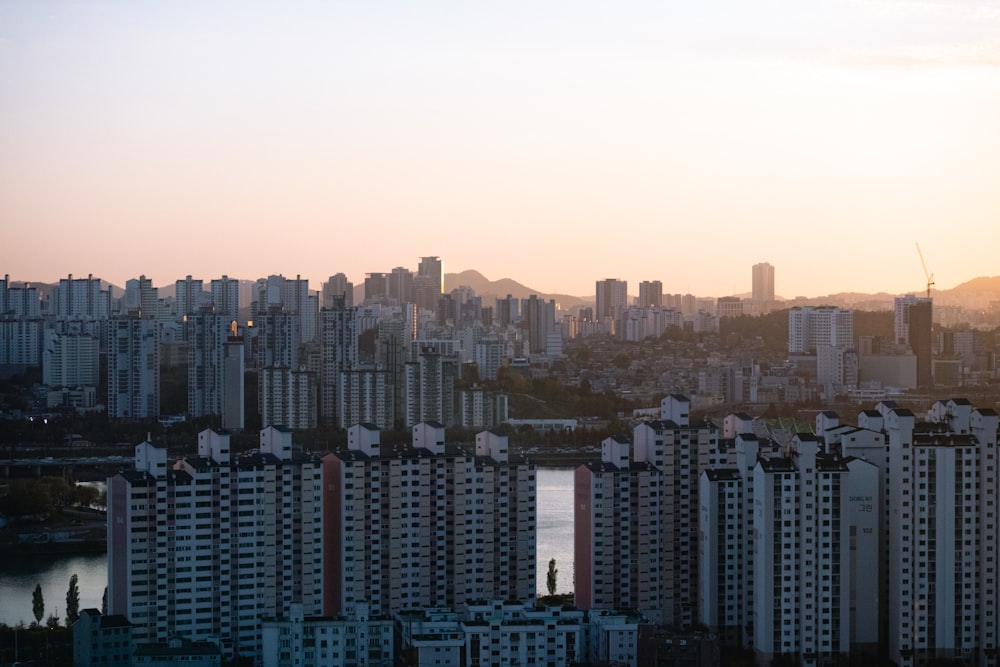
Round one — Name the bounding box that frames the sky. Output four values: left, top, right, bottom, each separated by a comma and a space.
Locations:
1, 0, 999, 299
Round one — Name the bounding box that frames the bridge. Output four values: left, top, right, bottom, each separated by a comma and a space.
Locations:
1, 455, 135, 481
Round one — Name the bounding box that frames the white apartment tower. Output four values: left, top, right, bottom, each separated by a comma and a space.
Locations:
55, 274, 111, 320
108, 317, 159, 419
321, 424, 536, 617
175, 275, 205, 318
210, 275, 241, 318
788, 307, 854, 354
702, 422, 882, 660
883, 400, 999, 667
319, 306, 357, 426
403, 344, 459, 427
107, 428, 324, 660
574, 436, 663, 622
186, 312, 229, 419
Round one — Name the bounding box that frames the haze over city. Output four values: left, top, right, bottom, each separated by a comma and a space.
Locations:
3, 1, 1000, 296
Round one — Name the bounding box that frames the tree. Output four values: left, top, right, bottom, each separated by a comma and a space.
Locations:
32, 583, 44, 624
66, 574, 80, 624
547, 558, 558, 596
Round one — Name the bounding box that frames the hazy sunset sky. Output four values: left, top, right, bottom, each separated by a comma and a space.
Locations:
1, 0, 998, 298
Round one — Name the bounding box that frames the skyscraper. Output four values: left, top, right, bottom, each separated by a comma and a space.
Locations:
895, 295, 933, 387
752, 262, 775, 306
595, 279, 628, 335
417, 257, 444, 295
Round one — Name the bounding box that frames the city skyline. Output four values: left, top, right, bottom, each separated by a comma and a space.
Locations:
2, 2, 1000, 298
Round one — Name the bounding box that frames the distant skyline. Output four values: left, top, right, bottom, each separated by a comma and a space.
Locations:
2, 1, 999, 298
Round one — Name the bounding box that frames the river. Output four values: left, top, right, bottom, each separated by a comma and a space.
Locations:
0, 468, 575, 625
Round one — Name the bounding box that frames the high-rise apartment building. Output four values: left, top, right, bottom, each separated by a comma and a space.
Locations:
788, 307, 854, 354
319, 305, 357, 426
123, 276, 158, 319
752, 262, 775, 305
54, 274, 110, 320
631, 395, 723, 626
320, 273, 353, 310
522, 295, 555, 356
638, 281, 663, 308
107, 317, 159, 419
338, 367, 393, 429
894, 296, 933, 387
881, 400, 999, 667
107, 428, 324, 660
175, 276, 205, 318
403, 343, 459, 427
260, 366, 317, 430
575, 436, 663, 621
321, 424, 535, 616
595, 279, 628, 326
576, 395, 720, 626
43, 329, 100, 388
701, 424, 881, 663
210, 275, 241, 318
186, 312, 229, 419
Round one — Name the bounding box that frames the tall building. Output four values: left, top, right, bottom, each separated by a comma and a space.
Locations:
577, 395, 721, 627
752, 262, 775, 306
638, 280, 663, 308
416, 256, 443, 312
574, 436, 663, 621
595, 279, 628, 328
175, 275, 205, 318
186, 312, 229, 419
403, 344, 459, 427
319, 305, 358, 426
882, 400, 999, 667
54, 274, 111, 320
210, 275, 241, 318
321, 273, 354, 310
107, 317, 159, 419
222, 334, 245, 430
321, 424, 536, 616
388, 266, 414, 305
260, 366, 317, 430
701, 421, 882, 662
788, 307, 854, 354
123, 275, 158, 319
631, 395, 723, 626
522, 295, 555, 356
893, 294, 932, 346
364, 273, 387, 304
716, 296, 744, 319
107, 428, 324, 660
43, 329, 100, 389
338, 367, 393, 429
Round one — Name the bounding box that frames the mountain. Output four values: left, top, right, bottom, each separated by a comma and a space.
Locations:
444, 270, 591, 310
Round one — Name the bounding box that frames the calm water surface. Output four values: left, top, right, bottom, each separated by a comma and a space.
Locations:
0, 468, 575, 624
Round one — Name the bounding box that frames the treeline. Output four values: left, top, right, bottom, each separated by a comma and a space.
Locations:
0, 477, 103, 520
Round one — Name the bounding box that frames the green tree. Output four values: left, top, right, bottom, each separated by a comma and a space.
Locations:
32, 583, 44, 624
66, 574, 80, 624
547, 558, 558, 596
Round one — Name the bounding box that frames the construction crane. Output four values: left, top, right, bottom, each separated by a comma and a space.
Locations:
916, 243, 935, 298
